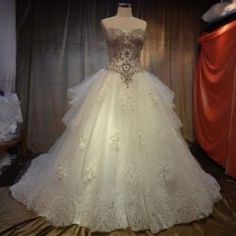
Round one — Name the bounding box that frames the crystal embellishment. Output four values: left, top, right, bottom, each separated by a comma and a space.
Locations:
104, 28, 146, 87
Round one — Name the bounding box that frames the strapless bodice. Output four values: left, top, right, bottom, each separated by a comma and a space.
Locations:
104, 28, 146, 87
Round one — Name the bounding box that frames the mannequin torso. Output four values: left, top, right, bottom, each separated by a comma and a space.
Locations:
101, 4, 147, 32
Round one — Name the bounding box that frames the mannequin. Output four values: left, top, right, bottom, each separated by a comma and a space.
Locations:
101, 2, 147, 31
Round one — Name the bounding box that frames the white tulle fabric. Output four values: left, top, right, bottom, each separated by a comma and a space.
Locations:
10, 68, 222, 233
0, 93, 23, 142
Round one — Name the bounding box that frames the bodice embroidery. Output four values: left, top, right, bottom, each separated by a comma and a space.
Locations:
104, 28, 146, 87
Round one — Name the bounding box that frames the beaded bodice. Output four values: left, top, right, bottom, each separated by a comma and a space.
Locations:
104, 28, 146, 87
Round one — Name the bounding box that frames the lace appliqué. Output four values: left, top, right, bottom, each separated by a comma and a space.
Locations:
125, 163, 142, 187
148, 89, 158, 104
55, 161, 68, 182
137, 128, 145, 145
119, 87, 135, 111
104, 28, 145, 88
109, 128, 120, 151
79, 131, 88, 151
83, 162, 97, 184
158, 163, 174, 184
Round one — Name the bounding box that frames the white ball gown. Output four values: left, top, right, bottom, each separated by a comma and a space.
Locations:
10, 26, 222, 233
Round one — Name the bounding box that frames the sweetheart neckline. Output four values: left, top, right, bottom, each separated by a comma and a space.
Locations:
106, 27, 146, 34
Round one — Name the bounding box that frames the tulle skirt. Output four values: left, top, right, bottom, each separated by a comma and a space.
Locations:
10, 69, 222, 233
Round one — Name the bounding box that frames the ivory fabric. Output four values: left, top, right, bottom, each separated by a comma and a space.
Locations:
1, 169, 236, 235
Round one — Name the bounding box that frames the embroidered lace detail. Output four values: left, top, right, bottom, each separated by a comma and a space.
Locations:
56, 165, 68, 182
109, 128, 120, 151
137, 128, 145, 145
10, 153, 222, 232
157, 163, 174, 184
148, 89, 158, 104
79, 132, 88, 150
83, 162, 97, 184
104, 28, 145, 87
125, 163, 142, 187
119, 86, 135, 111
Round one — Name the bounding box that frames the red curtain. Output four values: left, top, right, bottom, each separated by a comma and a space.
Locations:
194, 21, 236, 179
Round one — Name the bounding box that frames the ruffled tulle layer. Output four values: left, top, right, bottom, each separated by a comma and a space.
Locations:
10, 69, 222, 233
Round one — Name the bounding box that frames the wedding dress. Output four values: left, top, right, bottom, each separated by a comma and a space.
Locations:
10, 26, 222, 233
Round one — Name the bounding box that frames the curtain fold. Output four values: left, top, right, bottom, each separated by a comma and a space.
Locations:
194, 21, 236, 178
0, 0, 16, 93
16, 0, 211, 152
